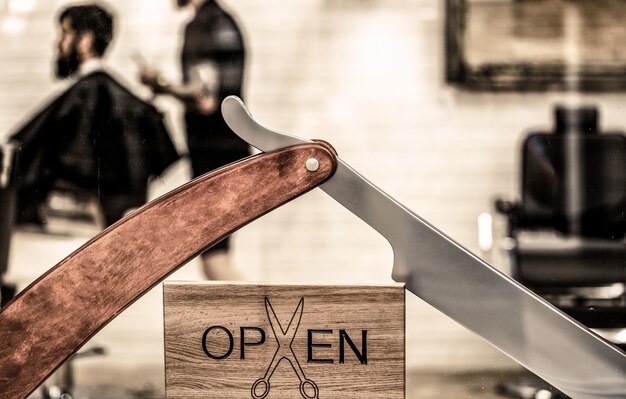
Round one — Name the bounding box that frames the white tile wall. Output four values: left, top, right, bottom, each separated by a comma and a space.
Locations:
2, 0, 625, 393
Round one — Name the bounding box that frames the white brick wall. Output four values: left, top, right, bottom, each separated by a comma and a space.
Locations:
3, 0, 625, 392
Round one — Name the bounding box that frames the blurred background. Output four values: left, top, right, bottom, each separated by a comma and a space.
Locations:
0, 0, 624, 398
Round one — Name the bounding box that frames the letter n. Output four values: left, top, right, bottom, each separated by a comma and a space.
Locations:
339, 330, 367, 364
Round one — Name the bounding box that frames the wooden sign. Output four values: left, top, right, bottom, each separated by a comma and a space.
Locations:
163, 282, 405, 398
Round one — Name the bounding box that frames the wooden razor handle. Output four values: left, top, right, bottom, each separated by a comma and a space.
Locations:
0, 142, 337, 399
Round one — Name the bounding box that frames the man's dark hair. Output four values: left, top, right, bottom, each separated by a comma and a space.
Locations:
59, 4, 114, 56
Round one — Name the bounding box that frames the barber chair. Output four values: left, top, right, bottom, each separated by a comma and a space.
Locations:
39, 346, 106, 399
42, 180, 105, 236
493, 105, 626, 399
36, 345, 152, 399
0, 143, 18, 307
1, 141, 104, 309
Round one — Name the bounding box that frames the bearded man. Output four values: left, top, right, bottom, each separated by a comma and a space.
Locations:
9, 3, 179, 228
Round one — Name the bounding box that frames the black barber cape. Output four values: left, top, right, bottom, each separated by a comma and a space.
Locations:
10, 71, 179, 226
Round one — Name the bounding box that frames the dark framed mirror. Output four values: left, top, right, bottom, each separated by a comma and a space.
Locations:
446, 0, 626, 91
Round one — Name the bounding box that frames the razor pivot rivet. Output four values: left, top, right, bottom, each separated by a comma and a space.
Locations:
305, 158, 320, 172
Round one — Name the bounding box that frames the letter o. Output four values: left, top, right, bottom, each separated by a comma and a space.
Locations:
202, 326, 234, 360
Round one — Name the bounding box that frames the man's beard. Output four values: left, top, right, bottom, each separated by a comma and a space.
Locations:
55, 49, 80, 79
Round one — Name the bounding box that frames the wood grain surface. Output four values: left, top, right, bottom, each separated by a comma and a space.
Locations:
164, 282, 405, 399
0, 143, 337, 399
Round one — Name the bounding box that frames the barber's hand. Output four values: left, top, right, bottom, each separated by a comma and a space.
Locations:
194, 94, 218, 115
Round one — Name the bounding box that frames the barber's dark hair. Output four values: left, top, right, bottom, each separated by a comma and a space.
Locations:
59, 4, 114, 56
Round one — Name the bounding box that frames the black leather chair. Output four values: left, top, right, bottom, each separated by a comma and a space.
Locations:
494, 105, 625, 399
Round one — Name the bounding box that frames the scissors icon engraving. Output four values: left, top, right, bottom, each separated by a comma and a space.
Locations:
251, 297, 319, 399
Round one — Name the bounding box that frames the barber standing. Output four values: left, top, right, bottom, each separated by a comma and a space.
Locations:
140, 0, 249, 280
